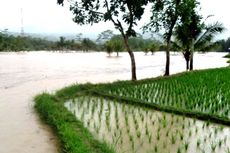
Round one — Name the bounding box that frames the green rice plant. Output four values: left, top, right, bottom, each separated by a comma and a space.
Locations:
171, 134, 176, 144
131, 140, 135, 150
189, 130, 192, 137
204, 136, 207, 143
179, 132, 184, 140
127, 128, 130, 134
195, 126, 198, 134
145, 124, 149, 136
224, 136, 227, 144
226, 147, 230, 153
157, 131, 160, 140
154, 145, 158, 153
148, 134, 152, 143
197, 139, 201, 148
211, 143, 216, 152
166, 130, 169, 137
184, 141, 189, 151
129, 134, 133, 142
177, 147, 181, 153
218, 139, 223, 148
137, 131, 141, 138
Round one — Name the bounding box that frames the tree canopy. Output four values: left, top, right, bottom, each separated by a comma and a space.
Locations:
57, 0, 154, 80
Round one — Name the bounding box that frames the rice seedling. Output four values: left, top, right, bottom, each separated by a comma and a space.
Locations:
226, 147, 230, 153
177, 147, 181, 153
184, 141, 189, 151
136, 131, 141, 139
171, 134, 176, 144
196, 139, 201, 148
148, 134, 152, 143
154, 145, 158, 153
211, 143, 216, 152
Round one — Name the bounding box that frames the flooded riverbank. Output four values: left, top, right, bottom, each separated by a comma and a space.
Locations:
0, 51, 228, 152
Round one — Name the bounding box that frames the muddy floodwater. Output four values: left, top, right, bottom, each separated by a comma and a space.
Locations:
0, 51, 228, 152
65, 96, 230, 153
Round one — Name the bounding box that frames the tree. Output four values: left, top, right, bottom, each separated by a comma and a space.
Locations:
97, 30, 114, 44
149, 43, 158, 55
174, 11, 224, 70
57, 0, 152, 81
105, 41, 113, 56
173, 0, 201, 70
81, 38, 97, 51
57, 36, 66, 50
76, 33, 83, 42
113, 40, 123, 56
144, 0, 184, 76
218, 38, 230, 52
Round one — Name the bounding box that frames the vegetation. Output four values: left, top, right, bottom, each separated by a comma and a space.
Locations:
57, 0, 156, 81
35, 67, 230, 153
65, 95, 230, 153
35, 90, 115, 153
94, 67, 230, 123
174, 14, 224, 70
0, 31, 55, 51
218, 37, 230, 52
144, 0, 191, 76
224, 53, 230, 58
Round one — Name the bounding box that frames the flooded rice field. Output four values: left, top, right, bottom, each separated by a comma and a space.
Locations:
0, 51, 228, 152
65, 96, 230, 153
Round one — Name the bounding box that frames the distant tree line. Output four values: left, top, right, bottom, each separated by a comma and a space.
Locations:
0, 32, 55, 51
217, 38, 230, 52
1, 29, 227, 55
0, 30, 167, 52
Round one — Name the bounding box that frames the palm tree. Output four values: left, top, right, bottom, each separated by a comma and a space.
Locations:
173, 14, 224, 70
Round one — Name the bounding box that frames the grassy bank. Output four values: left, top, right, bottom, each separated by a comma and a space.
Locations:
35, 67, 230, 153
35, 91, 115, 153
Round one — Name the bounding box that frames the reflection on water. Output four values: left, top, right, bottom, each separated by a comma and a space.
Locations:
0, 51, 228, 153
65, 96, 230, 153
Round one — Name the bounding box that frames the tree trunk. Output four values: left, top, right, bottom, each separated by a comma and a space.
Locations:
183, 51, 191, 71
164, 42, 170, 76
190, 52, 193, 71
190, 40, 194, 71
116, 51, 119, 57
186, 59, 189, 70
123, 36, 137, 81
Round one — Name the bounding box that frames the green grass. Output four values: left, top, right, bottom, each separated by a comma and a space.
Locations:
35, 92, 115, 153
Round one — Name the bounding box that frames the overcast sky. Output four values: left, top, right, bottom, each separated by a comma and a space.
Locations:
0, 0, 229, 39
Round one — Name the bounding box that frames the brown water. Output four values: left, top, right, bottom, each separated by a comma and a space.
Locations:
65, 96, 230, 153
0, 51, 228, 152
